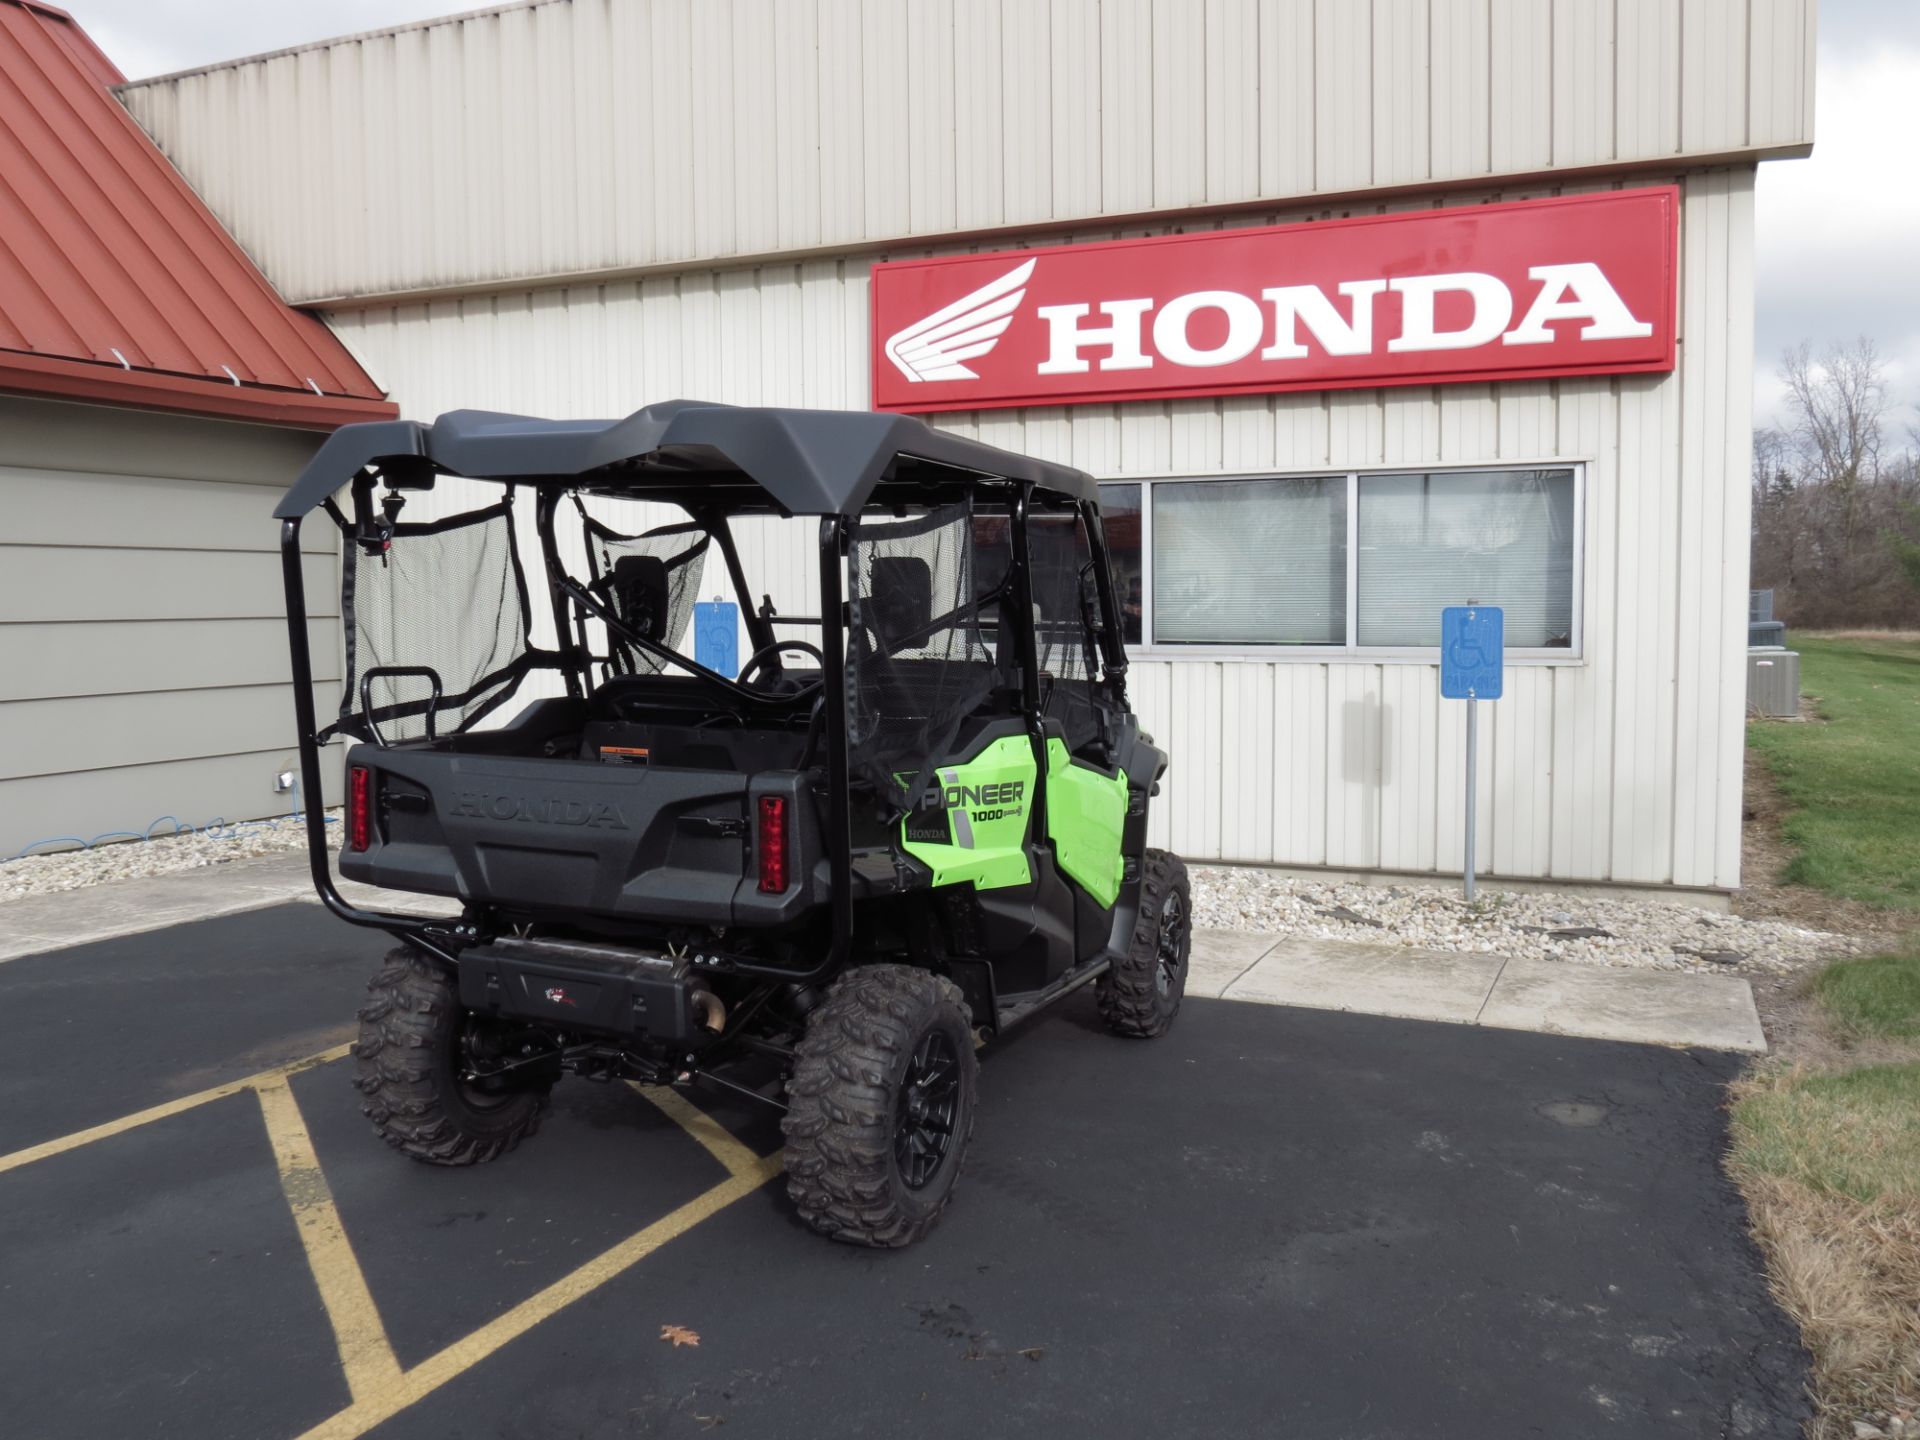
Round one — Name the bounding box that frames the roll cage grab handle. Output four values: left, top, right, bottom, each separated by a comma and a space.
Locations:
279, 486, 1116, 981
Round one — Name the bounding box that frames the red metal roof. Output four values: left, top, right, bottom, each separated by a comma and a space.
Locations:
0, 0, 395, 428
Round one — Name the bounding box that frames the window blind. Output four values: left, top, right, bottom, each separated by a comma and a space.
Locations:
1355, 470, 1575, 647
1152, 478, 1346, 645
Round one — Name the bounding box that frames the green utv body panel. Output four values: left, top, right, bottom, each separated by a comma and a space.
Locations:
1043, 739, 1129, 908
898, 736, 1037, 891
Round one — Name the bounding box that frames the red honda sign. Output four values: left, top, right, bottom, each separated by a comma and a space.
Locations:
871, 188, 1678, 414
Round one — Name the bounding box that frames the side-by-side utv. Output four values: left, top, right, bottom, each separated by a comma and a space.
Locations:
276, 401, 1187, 1247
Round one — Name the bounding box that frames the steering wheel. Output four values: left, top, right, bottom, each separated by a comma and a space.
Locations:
736, 640, 826, 694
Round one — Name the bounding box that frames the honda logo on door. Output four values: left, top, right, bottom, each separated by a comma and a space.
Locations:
871, 188, 1677, 413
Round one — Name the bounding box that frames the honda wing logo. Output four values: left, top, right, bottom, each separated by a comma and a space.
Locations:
883, 257, 1035, 383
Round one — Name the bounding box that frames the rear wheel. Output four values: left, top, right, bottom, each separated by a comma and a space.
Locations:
1096, 848, 1190, 1038
354, 947, 551, 1165
782, 964, 978, 1247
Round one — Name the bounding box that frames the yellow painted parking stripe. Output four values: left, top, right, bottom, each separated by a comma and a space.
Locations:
294, 1151, 784, 1440
254, 1077, 404, 1402
628, 1082, 769, 1179
0, 1043, 354, 1176
0, 1033, 784, 1440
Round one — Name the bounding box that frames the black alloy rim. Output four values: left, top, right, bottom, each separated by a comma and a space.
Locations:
895, 1028, 961, 1189
1155, 890, 1188, 996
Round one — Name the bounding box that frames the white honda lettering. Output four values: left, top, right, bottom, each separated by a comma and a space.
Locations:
1151, 290, 1265, 368
1035, 298, 1154, 374
1387, 272, 1514, 353
1503, 262, 1655, 346
1260, 280, 1387, 359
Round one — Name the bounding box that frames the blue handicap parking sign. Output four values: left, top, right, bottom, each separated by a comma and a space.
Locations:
693, 600, 739, 678
1440, 606, 1504, 699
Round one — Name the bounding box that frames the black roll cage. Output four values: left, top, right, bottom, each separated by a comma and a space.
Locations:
279, 412, 1126, 982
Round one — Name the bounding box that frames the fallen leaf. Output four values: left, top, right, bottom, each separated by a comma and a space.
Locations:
693, 1415, 726, 1430
660, 1324, 701, 1348
1019, 1347, 1046, 1361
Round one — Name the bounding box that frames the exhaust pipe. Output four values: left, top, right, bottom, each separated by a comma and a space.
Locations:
690, 988, 726, 1033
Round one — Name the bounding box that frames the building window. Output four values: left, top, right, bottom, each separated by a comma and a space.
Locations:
1096, 465, 1580, 658
1153, 477, 1347, 645
1355, 469, 1575, 648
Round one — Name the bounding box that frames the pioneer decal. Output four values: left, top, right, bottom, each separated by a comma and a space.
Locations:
451, 792, 630, 830
919, 779, 1027, 812
897, 770, 1029, 850
871, 188, 1678, 413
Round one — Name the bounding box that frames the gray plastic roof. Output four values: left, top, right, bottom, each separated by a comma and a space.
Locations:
273, 400, 1097, 519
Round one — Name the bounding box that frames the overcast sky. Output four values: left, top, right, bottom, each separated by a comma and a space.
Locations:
59, 0, 1920, 432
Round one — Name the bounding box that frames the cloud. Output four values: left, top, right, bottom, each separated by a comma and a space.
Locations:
61, 0, 467, 81
1753, 8, 1920, 431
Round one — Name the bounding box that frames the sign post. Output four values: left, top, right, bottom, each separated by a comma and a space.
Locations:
1439, 606, 1504, 901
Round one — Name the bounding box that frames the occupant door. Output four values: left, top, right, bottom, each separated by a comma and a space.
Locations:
1028, 512, 1129, 910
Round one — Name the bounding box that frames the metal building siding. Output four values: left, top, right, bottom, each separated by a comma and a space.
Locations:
321, 169, 1755, 888
116, 0, 1813, 309
0, 396, 340, 857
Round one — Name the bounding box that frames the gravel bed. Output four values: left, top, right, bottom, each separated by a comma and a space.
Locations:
0, 811, 340, 902
1191, 864, 1866, 975
0, 830, 1866, 974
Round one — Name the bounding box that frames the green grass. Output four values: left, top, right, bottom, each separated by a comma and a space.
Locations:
1734, 1062, 1920, 1205
1816, 943, 1920, 1039
1746, 633, 1920, 911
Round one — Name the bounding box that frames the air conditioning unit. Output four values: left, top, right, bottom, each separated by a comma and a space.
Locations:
1747, 649, 1800, 719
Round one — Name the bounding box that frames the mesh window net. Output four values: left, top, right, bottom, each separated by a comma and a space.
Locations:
575, 504, 709, 679
847, 502, 1003, 811
339, 499, 532, 742
1026, 511, 1106, 754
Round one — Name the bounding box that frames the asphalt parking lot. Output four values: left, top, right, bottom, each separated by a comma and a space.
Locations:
0, 904, 1807, 1440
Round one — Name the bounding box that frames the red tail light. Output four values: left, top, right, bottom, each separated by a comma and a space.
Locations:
757, 795, 788, 893
348, 765, 372, 852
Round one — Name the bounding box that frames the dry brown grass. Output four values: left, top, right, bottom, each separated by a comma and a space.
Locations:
1736, 1170, 1920, 1437
1731, 1060, 1920, 1437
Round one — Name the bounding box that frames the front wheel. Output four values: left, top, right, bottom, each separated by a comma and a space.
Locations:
1096, 848, 1190, 1038
781, 965, 979, 1247
354, 947, 551, 1165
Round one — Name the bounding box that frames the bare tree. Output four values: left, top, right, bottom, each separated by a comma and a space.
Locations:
1752, 338, 1920, 628
1779, 338, 1890, 545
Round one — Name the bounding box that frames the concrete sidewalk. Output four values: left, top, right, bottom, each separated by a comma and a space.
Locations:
0, 857, 1766, 1052
0, 853, 443, 964
1191, 929, 1767, 1053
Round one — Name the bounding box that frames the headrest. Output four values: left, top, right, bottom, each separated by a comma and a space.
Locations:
869, 555, 933, 644
610, 554, 671, 640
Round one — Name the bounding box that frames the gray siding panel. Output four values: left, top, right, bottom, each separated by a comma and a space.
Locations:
0, 618, 339, 703
1, 749, 342, 858
0, 684, 336, 782
0, 401, 331, 856
116, 0, 1814, 306
0, 549, 334, 623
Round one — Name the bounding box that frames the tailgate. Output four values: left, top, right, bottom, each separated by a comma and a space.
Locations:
340, 746, 757, 923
